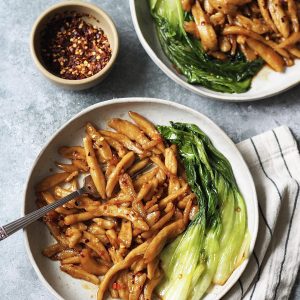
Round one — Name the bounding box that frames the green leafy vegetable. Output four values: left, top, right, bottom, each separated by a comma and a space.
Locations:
157, 123, 249, 300
150, 0, 264, 93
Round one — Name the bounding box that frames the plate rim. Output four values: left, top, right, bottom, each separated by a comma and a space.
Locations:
22, 97, 259, 300
129, 0, 300, 102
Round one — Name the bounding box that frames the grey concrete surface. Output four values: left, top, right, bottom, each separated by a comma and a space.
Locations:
0, 0, 299, 299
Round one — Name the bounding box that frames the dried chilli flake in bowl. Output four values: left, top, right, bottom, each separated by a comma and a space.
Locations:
40, 12, 112, 80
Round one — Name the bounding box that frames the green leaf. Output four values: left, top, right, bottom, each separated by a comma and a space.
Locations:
157, 123, 249, 300
150, 1, 264, 93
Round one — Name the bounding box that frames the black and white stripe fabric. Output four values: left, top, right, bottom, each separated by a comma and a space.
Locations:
224, 126, 300, 300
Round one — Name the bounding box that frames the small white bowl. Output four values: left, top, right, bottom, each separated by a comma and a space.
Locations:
30, 1, 119, 90
23, 98, 258, 300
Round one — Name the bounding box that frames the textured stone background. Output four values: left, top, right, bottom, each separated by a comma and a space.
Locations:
0, 0, 299, 299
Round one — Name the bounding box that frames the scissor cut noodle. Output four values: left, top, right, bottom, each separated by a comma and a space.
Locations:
37, 112, 196, 299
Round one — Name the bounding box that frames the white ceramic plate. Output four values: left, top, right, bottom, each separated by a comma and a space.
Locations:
23, 98, 258, 300
129, 0, 300, 101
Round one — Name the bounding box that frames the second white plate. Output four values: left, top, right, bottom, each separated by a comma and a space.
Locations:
130, 0, 300, 101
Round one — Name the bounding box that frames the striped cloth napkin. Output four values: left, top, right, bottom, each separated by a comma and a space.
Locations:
224, 126, 300, 300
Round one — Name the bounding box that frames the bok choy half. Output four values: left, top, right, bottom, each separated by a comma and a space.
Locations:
157, 122, 250, 300
149, 0, 263, 93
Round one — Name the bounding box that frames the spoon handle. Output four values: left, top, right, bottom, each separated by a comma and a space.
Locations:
0, 187, 86, 241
